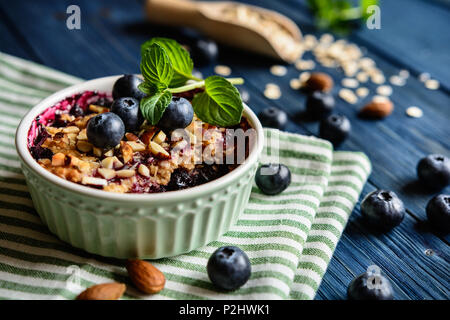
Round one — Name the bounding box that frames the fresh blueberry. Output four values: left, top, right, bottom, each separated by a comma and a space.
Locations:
306, 91, 335, 119
238, 87, 250, 104
157, 97, 194, 132
258, 107, 288, 130
112, 75, 146, 101
361, 190, 405, 230
426, 194, 450, 233
86, 112, 125, 149
417, 154, 450, 190
347, 271, 394, 300
69, 104, 84, 117
207, 246, 251, 291
167, 169, 194, 191
255, 163, 291, 195
111, 97, 143, 132
190, 38, 218, 66
319, 114, 350, 146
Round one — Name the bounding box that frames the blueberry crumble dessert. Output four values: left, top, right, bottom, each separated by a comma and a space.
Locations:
28, 38, 253, 194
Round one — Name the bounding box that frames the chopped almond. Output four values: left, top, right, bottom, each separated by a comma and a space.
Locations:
77, 129, 88, 140
77, 141, 93, 153
89, 104, 109, 113
125, 133, 139, 141
98, 168, 116, 179
62, 126, 80, 134
127, 141, 146, 152
104, 149, 114, 157
81, 176, 108, 186
116, 169, 135, 178
149, 141, 170, 159
140, 128, 157, 145
92, 147, 102, 157
120, 141, 133, 163
52, 153, 66, 166
138, 164, 150, 177
101, 157, 115, 169
153, 131, 166, 145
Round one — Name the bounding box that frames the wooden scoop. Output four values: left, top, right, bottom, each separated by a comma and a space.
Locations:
145, 0, 303, 63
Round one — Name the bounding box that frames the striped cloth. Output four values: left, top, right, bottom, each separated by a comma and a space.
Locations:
0, 52, 371, 300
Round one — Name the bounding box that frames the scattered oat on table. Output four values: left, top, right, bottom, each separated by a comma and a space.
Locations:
214, 65, 231, 76
289, 78, 301, 90
418, 72, 431, 82
424, 79, 440, 90
341, 78, 359, 88
295, 59, 315, 71
339, 88, 358, 104
376, 85, 393, 96
319, 33, 334, 44
406, 106, 423, 118
299, 71, 311, 83
371, 73, 386, 84
356, 87, 369, 98
264, 83, 281, 100
356, 72, 369, 83
303, 34, 317, 50
389, 75, 406, 86
399, 69, 410, 79
270, 65, 287, 77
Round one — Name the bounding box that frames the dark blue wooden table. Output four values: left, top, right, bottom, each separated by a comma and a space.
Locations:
0, 0, 448, 299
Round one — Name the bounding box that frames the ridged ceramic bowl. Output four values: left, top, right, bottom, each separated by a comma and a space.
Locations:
15, 75, 264, 259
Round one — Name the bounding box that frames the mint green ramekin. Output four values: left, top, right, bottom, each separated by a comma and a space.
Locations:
15, 76, 264, 259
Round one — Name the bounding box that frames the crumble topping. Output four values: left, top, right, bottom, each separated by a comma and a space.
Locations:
28, 91, 251, 194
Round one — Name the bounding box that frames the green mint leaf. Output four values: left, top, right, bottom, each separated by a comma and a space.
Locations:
140, 91, 172, 125
192, 76, 243, 127
142, 37, 194, 87
138, 82, 158, 96
361, 0, 378, 20
140, 43, 173, 87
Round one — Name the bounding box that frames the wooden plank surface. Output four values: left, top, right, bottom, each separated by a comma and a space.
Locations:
0, 0, 448, 299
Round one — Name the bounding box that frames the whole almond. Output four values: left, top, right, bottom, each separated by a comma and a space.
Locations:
305, 72, 334, 92
76, 282, 126, 300
359, 98, 394, 119
126, 259, 165, 294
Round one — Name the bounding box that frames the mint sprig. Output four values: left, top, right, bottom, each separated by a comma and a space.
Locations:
142, 38, 198, 87
192, 76, 243, 127
139, 37, 244, 127
140, 43, 173, 89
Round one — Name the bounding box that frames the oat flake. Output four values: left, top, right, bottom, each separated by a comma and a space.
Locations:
399, 69, 410, 79
406, 106, 423, 118
339, 88, 358, 104
299, 72, 311, 83
270, 65, 287, 77
341, 78, 359, 88
264, 83, 281, 100
356, 87, 369, 98
356, 72, 369, 83
389, 75, 406, 87
425, 79, 440, 90
418, 72, 430, 82
289, 78, 301, 90
376, 85, 393, 96
214, 65, 231, 76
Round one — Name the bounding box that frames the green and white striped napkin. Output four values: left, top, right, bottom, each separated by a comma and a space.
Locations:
0, 52, 371, 300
